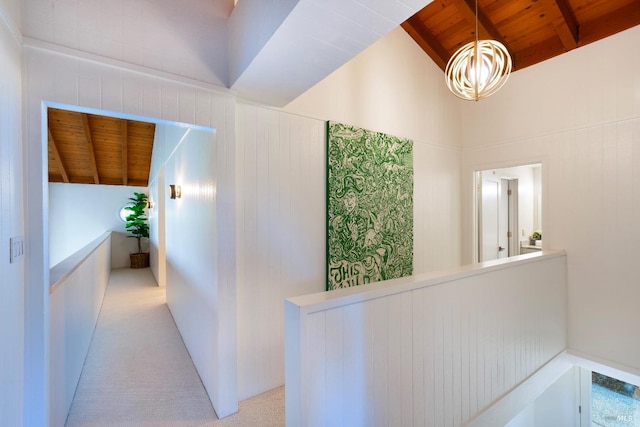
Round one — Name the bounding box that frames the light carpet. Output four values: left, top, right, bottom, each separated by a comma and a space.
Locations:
66, 267, 284, 427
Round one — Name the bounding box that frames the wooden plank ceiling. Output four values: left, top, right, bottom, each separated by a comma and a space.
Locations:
48, 108, 155, 187
402, 0, 640, 72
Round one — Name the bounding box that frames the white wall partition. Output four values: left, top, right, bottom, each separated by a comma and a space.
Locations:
235, 103, 326, 400
49, 232, 111, 427
461, 25, 640, 377
23, 43, 237, 422
234, 27, 464, 400
148, 123, 240, 417
285, 27, 463, 275
0, 1, 24, 425
505, 365, 578, 427
285, 251, 567, 426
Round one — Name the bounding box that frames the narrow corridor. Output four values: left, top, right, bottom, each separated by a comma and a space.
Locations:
65, 267, 284, 427
65, 268, 216, 426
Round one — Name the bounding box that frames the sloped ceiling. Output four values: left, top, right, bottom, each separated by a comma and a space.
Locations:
228, 0, 434, 106
47, 1, 640, 186
401, 0, 640, 72
47, 108, 155, 187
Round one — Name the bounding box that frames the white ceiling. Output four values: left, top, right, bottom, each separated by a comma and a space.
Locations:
229, 0, 433, 106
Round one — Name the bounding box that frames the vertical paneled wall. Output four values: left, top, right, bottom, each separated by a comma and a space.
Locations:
23, 44, 237, 420
0, 2, 24, 425
461, 26, 640, 375
412, 142, 461, 274
234, 25, 464, 397
49, 233, 111, 427
235, 102, 326, 400
164, 129, 219, 405
148, 124, 193, 288
285, 27, 463, 276
154, 126, 240, 417
286, 252, 568, 427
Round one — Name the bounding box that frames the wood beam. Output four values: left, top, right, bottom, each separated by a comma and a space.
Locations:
401, 18, 449, 71
541, 0, 578, 50
513, 36, 565, 71
48, 128, 69, 183
455, 0, 506, 44
128, 179, 149, 187
453, 0, 516, 68
80, 114, 100, 184
578, 2, 640, 48
121, 120, 128, 186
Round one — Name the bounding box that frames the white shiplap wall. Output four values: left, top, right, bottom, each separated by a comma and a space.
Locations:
461, 26, 640, 375
49, 233, 111, 427
0, 2, 24, 425
284, 27, 463, 276
23, 44, 238, 420
234, 107, 462, 401
233, 29, 463, 406
21, 0, 232, 87
286, 252, 568, 427
147, 123, 244, 417
235, 102, 326, 399
159, 127, 237, 415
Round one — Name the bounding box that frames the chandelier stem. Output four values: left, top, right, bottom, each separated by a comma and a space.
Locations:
444, 0, 512, 101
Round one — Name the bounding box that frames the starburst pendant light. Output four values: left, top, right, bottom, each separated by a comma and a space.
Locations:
445, 0, 512, 101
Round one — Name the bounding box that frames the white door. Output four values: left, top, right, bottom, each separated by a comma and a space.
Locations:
480, 177, 509, 261
498, 178, 509, 259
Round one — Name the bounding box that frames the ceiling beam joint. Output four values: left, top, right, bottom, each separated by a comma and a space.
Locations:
121, 120, 128, 186
81, 114, 100, 185
401, 18, 449, 71
456, 0, 505, 43
48, 128, 69, 183
454, 0, 516, 68
542, 0, 579, 50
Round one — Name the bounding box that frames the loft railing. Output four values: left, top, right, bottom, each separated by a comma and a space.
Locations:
49, 232, 111, 427
285, 251, 567, 427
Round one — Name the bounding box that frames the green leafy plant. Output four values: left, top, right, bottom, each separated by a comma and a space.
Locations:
124, 192, 149, 254
529, 230, 542, 241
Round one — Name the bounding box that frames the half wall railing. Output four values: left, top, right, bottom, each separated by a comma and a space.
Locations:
285, 251, 567, 427
49, 231, 111, 427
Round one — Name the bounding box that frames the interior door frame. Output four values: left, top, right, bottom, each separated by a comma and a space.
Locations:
473, 162, 543, 264
507, 178, 519, 257
476, 172, 511, 262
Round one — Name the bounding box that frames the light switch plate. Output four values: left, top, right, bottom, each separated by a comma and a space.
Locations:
10, 236, 24, 263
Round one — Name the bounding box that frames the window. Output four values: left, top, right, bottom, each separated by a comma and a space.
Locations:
119, 205, 131, 223
592, 371, 639, 426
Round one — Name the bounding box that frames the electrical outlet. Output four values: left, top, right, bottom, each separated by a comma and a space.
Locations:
10, 236, 24, 263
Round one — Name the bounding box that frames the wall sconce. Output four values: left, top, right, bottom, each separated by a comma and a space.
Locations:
169, 184, 181, 199
146, 200, 154, 209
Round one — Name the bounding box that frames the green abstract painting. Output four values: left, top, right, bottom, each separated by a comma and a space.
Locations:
327, 121, 413, 291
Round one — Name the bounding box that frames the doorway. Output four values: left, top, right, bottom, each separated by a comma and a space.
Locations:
475, 163, 542, 262
41, 102, 219, 423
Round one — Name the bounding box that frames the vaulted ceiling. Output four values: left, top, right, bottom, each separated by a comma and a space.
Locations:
47, 108, 155, 187
47, 1, 640, 186
402, 0, 640, 72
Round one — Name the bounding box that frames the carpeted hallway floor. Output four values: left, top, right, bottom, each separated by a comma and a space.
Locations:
66, 267, 284, 427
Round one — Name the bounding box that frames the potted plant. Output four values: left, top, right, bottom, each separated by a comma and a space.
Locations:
529, 230, 542, 246
124, 191, 150, 268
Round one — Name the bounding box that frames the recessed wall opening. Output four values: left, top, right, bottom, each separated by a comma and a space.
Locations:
47, 105, 156, 270
45, 102, 213, 281
474, 163, 542, 263
43, 102, 220, 423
